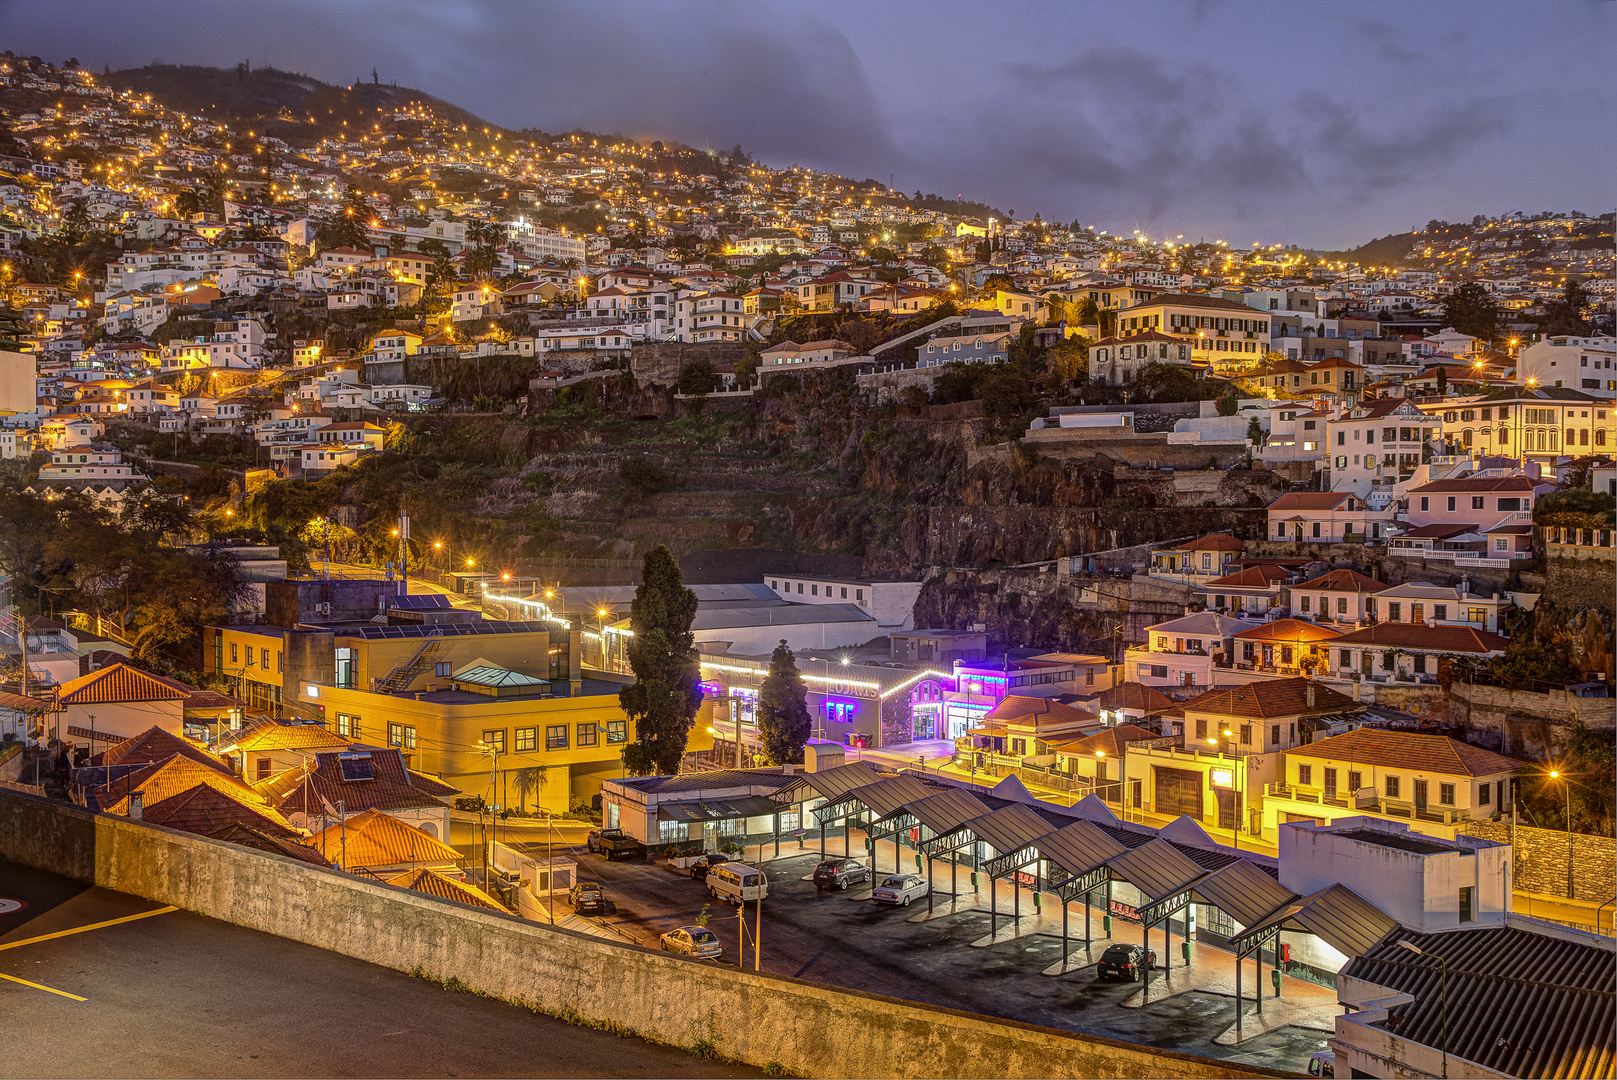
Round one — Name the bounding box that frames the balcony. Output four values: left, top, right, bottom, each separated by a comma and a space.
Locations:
1264, 782, 1349, 808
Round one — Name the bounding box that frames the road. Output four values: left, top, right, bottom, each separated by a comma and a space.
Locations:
0, 862, 758, 1079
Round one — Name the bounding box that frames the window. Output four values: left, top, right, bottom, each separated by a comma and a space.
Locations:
856, 588, 865, 603
1459, 886, 1474, 923
577, 723, 598, 748
245, 648, 255, 668
1479, 783, 1491, 805
606, 720, 627, 743
1337, 596, 1348, 615
1414, 654, 1427, 674
255, 757, 272, 781
1497, 498, 1522, 511
1439, 782, 1455, 805
1467, 607, 1486, 625
1446, 496, 1456, 512
1348, 770, 1362, 794
1434, 604, 1447, 621
1195, 719, 1207, 740
797, 583, 803, 594
230, 642, 239, 664
1388, 602, 1402, 622
1300, 596, 1311, 612
515, 727, 537, 752
770, 580, 778, 590
810, 584, 817, 596
1411, 603, 1425, 625
260, 647, 270, 668
1239, 724, 1252, 747
482, 729, 506, 754
1340, 648, 1353, 668
387, 723, 416, 750
840, 587, 847, 599
1298, 764, 1313, 785
1385, 775, 1401, 798
435, 661, 451, 677
546, 724, 568, 750
1420, 497, 1429, 512
1271, 724, 1281, 745
336, 713, 362, 739
335, 647, 354, 688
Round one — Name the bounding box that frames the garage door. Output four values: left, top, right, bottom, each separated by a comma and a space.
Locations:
1154, 766, 1204, 820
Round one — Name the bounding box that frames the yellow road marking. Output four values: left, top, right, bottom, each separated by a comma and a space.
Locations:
0, 905, 178, 952
0, 971, 88, 1000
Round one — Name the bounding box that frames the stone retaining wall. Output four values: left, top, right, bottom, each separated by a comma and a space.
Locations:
1457, 819, 1616, 903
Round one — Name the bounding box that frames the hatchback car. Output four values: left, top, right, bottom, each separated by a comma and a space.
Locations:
659, 925, 723, 960
687, 852, 729, 881
1096, 942, 1157, 981
812, 858, 871, 891
569, 880, 607, 915
871, 874, 929, 906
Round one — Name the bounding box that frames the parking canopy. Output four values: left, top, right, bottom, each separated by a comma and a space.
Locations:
905, 788, 992, 837
1189, 857, 1297, 928
814, 773, 936, 825
1105, 837, 1209, 907
922, 802, 1053, 858
1037, 820, 1129, 888
1230, 881, 1399, 959
783, 761, 886, 809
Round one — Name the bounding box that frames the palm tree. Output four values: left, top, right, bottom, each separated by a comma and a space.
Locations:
513, 765, 548, 813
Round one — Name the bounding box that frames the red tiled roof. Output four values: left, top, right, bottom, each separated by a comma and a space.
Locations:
95, 725, 231, 774
1327, 623, 1510, 654
1177, 678, 1359, 720
54, 660, 188, 705
1231, 618, 1344, 643
1047, 723, 1161, 756
1205, 565, 1292, 590
141, 783, 302, 839
1298, 728, 1525, 777
259, 747, 459, 814
983, 695, 1097, 729
385, 868, 503, 911
207, 822, 330, 866
1092, 682, 1177, 714
1172, 533, 1246, 552
1268, 492, 1356, 512
1409, 476, 1538, 494
1292, 569, 1386, 593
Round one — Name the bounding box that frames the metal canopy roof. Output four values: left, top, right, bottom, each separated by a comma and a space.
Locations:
787, 761, 886, 803
1190, 858, 1298, 927
1231, 882, 1398, 960
1039, 819, 1129, 878
962, 803, 1056, 857
1105, 837, 1209, 904
656, 795, 786, 823
842, 774, 938, 821
905, 788, 992, 835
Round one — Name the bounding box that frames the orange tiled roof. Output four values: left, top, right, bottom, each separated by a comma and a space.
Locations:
1232, 618, 1344, 643
1298, 728, 1526, 777
54, 660, 188, 705
385, 868, 504, 911
1177, 677, 1359, 720
225, 719, 353, 755
1327, 622, 1510, 654
140, 783, 301, 839
309, 808, 463, 871
1091, 682, 1177, 714
1292, 569, 1386, 593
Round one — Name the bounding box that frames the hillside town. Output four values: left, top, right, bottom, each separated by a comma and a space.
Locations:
0, 53, 1613, 1080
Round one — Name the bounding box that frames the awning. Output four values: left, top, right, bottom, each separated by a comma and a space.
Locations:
1230, 881, 1398, 959
656, 795, 786, 823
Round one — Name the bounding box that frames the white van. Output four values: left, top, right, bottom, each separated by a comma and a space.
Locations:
706, 862, 769, 905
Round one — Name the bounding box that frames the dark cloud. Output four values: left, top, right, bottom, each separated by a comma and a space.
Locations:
0, 0, 1609, 246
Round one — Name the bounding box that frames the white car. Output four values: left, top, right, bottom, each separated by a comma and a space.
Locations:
659, 925, 723, 959
871, 874, 929, 906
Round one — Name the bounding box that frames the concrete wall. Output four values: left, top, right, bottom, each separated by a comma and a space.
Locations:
1447, 680, 1615, 759
0, 790, 1277, 1079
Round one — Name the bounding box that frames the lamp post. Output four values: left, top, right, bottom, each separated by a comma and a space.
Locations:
1549, 768, 1574, 900
1397, 941, 1447, 1078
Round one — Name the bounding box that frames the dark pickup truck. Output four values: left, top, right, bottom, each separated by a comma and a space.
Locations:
586, 828, 645, 861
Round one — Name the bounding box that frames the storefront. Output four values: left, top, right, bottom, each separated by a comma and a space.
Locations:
909, 678, 948, 739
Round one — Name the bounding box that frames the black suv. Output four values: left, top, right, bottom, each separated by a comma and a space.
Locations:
569, 880, 608, 915
812, 858, 871, 891
687, 852, 729, 881
1096, 943, 1157, 981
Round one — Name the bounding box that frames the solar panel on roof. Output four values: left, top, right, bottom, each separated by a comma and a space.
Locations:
338, 753, 374, 781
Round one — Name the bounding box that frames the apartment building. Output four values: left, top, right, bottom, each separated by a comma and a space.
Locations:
1111, 292, 1272, 364
1326, 397, 1440, 500
1515, 335, 1616, 399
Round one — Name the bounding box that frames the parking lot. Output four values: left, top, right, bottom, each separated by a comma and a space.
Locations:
516, 834, 1337, 1075
0, 862, 759, 1079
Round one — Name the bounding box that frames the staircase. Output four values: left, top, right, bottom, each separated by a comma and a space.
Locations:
370, 630, 446, 694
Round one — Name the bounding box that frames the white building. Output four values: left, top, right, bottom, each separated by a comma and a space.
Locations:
1516, 334, 1616, 399
763, 575, 921, 632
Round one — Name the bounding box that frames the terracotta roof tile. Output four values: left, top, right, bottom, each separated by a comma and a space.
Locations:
1327, 622, 1510, 654
207, 822, 331, 866
54, 660, 188, 705
1232, 618, 1344, 643
1092, 682, 1177, 714
309, 808, 463, 871
1298, 728, 1525, 777
385, 868, 504, 911
140, 784, 301, 839
258, 748, 459, 815
1171, 533, 1246, 552
1178, 678, 1359, 720
1292, 569, 1387, 593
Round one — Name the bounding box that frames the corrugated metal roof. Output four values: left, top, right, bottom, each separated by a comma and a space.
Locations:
788, 761, 887, 802
656, 795, 785, 823
1191, 858, 1297, 926
842, 774, 937, 820
905, 788, 992, 835
1344, 925, 1615, 1080
1105, 837, 1208, 902
962, 804, 1056, 856
1038, 820, 1129, 877
1234, 882, 1398, 960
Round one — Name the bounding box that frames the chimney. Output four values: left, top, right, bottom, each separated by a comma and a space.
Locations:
129, 791, 144, 820
1306, 682, 1316, 709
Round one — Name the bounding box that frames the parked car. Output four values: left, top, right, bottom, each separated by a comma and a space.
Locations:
1096, 943, 1157, 981
687, 852, 729, 881
813, 858, 871, 892
871, 874, 929, 906
659, 925, 723, 960
569, 880, 607, 915
586, 828, 644, 861
1307, 1051, 1336, 1078
706, 862, 769, 906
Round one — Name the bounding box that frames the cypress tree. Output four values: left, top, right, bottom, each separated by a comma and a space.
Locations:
756, 640, 812, 765
618, 546, 702, 775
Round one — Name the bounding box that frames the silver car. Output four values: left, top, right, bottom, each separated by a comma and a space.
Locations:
871, 874, 929, 906
659, 925, 723, 959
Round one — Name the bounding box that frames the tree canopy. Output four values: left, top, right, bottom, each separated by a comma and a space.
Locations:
756, 640, 811, 765
618, 546, 702, 775
1440, 283, 1498, 340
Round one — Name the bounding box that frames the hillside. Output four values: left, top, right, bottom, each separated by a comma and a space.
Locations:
106, 64, 500, 146
1315, 230, 1419, 268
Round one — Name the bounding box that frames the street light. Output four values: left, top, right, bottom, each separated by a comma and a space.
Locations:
1397, 941, 1448, 1078
1549, 769, 1575, 900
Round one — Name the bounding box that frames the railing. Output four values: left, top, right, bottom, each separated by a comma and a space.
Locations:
1265, 782, 1348, 808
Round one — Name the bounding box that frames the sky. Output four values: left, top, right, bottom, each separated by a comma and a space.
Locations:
3, 0, 1611, 249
